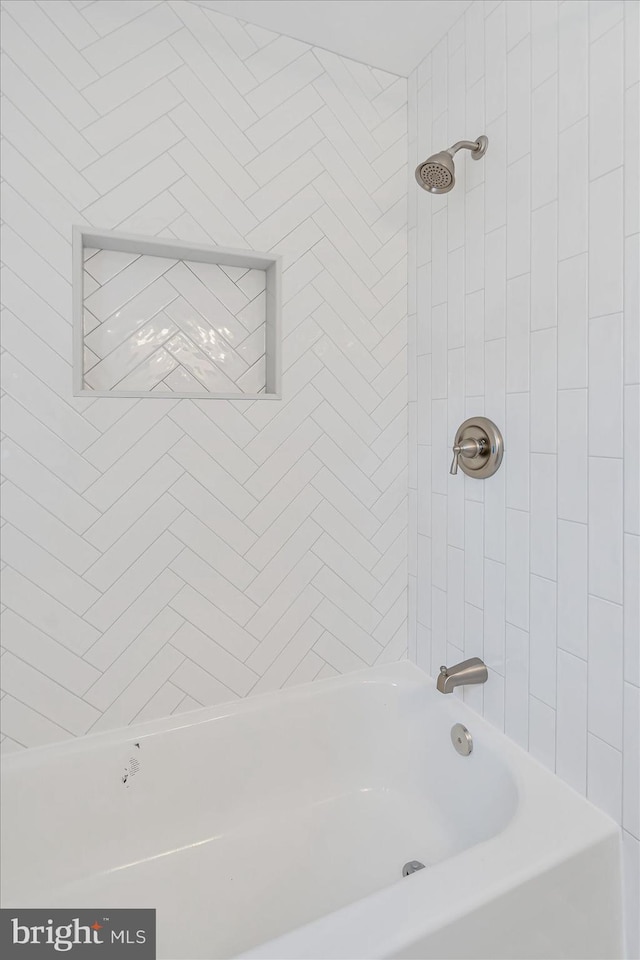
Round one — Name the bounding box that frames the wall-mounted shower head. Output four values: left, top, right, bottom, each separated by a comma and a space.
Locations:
415, 135, 488, 194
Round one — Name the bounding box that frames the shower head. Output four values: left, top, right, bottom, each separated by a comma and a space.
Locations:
415, 135, 488, 194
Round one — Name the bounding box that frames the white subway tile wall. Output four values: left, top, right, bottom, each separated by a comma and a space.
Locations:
0, 1, 408, 745
408, 0, 639, 955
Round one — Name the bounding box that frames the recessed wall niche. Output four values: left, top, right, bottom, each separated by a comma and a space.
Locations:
72, 227, 281, 400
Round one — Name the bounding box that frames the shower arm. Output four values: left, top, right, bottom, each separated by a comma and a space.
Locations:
448, 139, 484, 157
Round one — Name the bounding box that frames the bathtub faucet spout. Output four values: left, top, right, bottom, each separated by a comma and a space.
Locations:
436, 657, 488, 694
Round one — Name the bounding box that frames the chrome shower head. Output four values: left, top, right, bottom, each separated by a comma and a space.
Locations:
415, 135, 488, 195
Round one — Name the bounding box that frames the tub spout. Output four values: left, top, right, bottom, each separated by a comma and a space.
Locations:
437, 657, 488, 694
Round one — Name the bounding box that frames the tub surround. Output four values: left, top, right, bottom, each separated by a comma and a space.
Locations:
0, 0, 409, 747
406, 1, 639, 953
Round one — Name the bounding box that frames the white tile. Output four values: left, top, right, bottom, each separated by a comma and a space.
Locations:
589, 314, 623, 458
507, 37, 531, 163
623, 683, 640, 838
1, 10, 97, 125
84, 79, 182, 154
558, 253, 588, 389
484, 336, 506, 428
484, 464, 506, 563
313, 530, 380, 608
505, 623, 529, 748
86, 607, 183, 711
2, 352, 97, 455
590, 0, 624, 41
83, 250, 139, 287
465, 185, 485, 293
530, 453, 557, 579
84, 255, 176, 324
484, 559, 506, 675
431, 209, 448, 307
466, 291, 485, 396
416, 623, 432, 674
557, 519, 588, 658
625, 385, 640, 534
84, 534, 184, 635
447, 247, 465, 348
506, 392, 530, 511
529, 696, 556, 772
1, 653, 99, 737
37, 0, 99, 47
589, 21, 624, 181
624, 534, 640, 686
431, 493, 447, 591
507, 0, 530, 51
245, 587, 321, 676
417, 536, 432, 627
506, 156, 531, 279
465, 500, 484, 609
484, 667, 505, 730
431, 305, 448, 400
588, 596, 624, 750
587, 734, 622, 822
622, 832, 640, 960
589, 457, 624, 604
1, 568, 98, 657
85, 314, 180, 392
431, 587, 447, 677
558, 0, 588, 130
465, 2, 485, 88
625, 235, 640, 385
1, 396, 99, 497
531, 0, 557, 88
448, 44, 466, 135
172, 622, 258, 698
485, 2, 507, 123
506, 275, 530, 393
506, 508, 529, 630
570, 108, 604, 222
485, 116, 507, 234
531, 203, 558, 330
2, 525, 99, 616
464, 601, 484, 667
1, 482, 99, 576
556, 649, 588, 795
530, 574, 557, 707
558, 119, 588, 260
0, 697, 69, 750
447, 547, 465, 650
0, 610, 99, 697
86, 496, 184, 593
417, 447, 432, 537
485, 227, 507, 340
625, 83, 639, 238
589, 168, 624, 319
531, 328, 557, 452
531, 77, 558, 209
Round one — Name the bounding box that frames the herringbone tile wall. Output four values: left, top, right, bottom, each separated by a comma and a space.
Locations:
0, 0, 408, 751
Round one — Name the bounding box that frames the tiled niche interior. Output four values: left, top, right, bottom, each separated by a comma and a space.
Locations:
73, 228, 281, 400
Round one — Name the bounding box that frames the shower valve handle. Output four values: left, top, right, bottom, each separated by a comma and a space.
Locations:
450, 437, 485, 475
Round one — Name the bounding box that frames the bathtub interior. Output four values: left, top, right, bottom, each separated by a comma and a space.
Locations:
1, 665, 519, 957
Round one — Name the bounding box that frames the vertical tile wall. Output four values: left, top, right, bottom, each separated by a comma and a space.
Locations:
407, 0, 639, 955
0, 0, 408, 748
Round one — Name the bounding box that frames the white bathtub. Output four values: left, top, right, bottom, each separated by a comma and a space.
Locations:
1, 662, 623, 959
